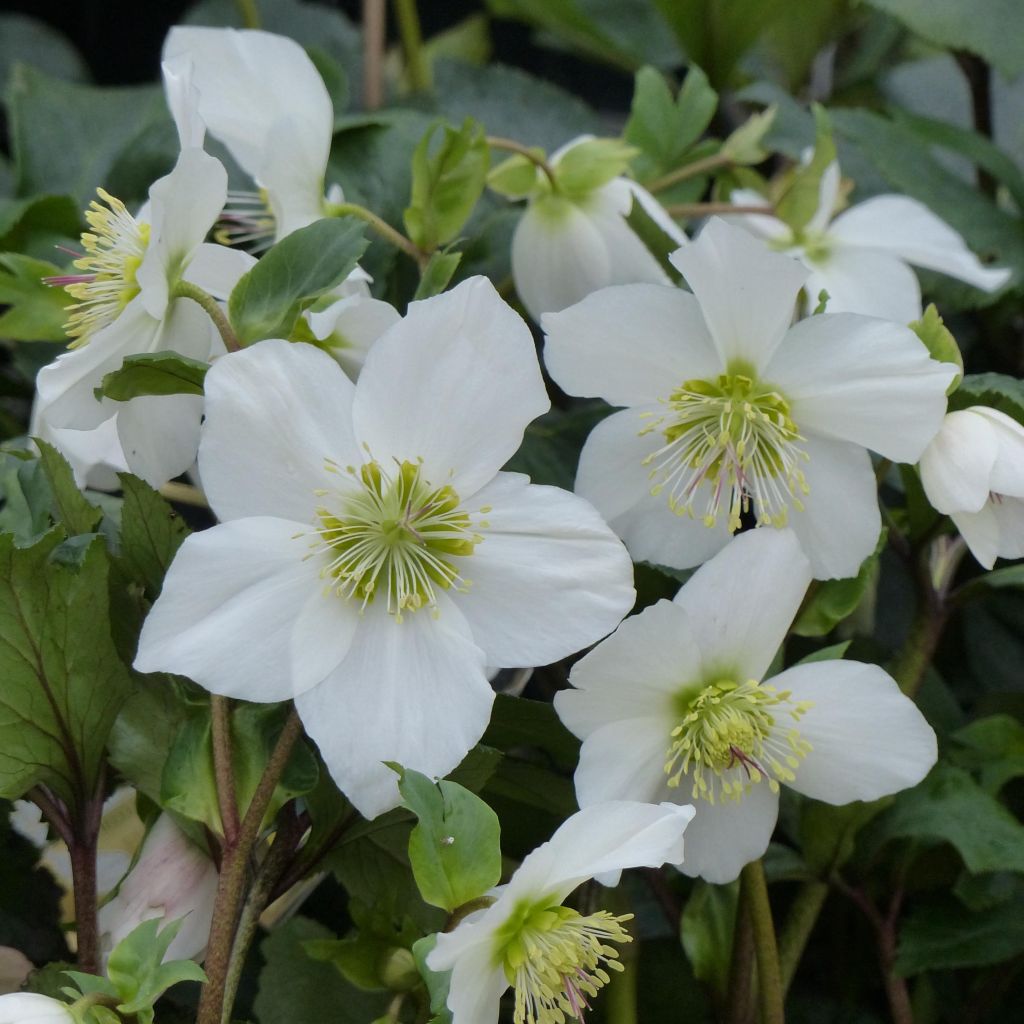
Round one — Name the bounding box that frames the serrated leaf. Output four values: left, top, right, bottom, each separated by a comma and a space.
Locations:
949, 372, 1024, 423
393, 766, 501, 913
35, 440, 102, 536
721, 106, 777, 165
228, 219, 368, 344
97, 351, 208, 402
0, 531, 132, 805
909, 305, 963, 393
950, 715, 1024, 794
117, 474, 190, 599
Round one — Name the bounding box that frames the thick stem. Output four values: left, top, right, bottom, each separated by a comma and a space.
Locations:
725, 887, 756, 1024
362, 0, 386, 111
173, 280, 242, 352
486, 136, 558, 188
394, 0, 431, 92
211, 696, 240, 845
648, 152, 733, 194
70, 834, 100, 974
891, 602, 948, 699
329, 201, 430, 269
159, 480, 209, 509
742, 860, 785, 1024
665, 202, 774, 218
955, 51, 996, 198
778, 881, 828, 996
234, 0, 261, 28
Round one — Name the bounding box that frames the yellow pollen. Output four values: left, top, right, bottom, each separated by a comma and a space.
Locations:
60, 188, 150, 346
496, 902, 633, 1024
308, 458, 481, 621
214, 188, 277, 251
641, 372, 809, 531
664, 679, 813, 804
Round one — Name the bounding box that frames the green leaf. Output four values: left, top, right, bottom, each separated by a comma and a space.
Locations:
96, 352, 208, 402
0, 14, 89, 86
0, 451, 56, 545
624, 65, 718, 180
680, 880, 738, 1001
0, 196, 80, 258
0, 252, 72, 341
228, 219, 368, 344
412, 935, 453, 1024
950, 715, 1024, 794
720, 106, 777, 165
393, 766, 502, 913
413, 251, 463, 301
949, 372, 1024, 423
909, 305, 963, 393
625, 197, 684, 285
0, 531, 132, 805
486, 152, 542, 199
795, 640, 852, 664
554, 138, 639, 201
792, 529, 885, 637
774, 106, 836, 233
404, 118, 489, 250
35, 440, 102, 536
117, 474, 190, 599
862, 0, 1024, 78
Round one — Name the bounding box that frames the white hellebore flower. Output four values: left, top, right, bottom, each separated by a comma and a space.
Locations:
555, 529, 938, 884
729, 160, 1010, 322
544, 217, 957, 580
134, 277, 635, 818
919, 406, 1024, 568
35, 63, 253, 488
99, 815, 218, 965
511, 135, 686, 322
0, 993, 74, 1023
427, 802, 694, 1024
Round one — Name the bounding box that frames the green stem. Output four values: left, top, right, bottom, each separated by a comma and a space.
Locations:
394, 0, 431, 92
69, 831, 100, 975
605, 930, 639, 1024
71, 991, 122, 1014
742, 860, 785, 1024
211, 696, 240, 844
362, 0, 386, 111
234, 0, 261, 28
486, 136, 558, 189
173, 280, 242, 352
778, 881, 828, 996
647, 152, 733, 194
725, 885, 756, 1024
329, 201, 430, 269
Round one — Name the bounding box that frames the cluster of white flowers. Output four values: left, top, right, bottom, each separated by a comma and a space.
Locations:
31, 23, 1024, 1024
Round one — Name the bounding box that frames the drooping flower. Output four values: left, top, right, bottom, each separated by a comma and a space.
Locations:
728, 160, 1010, 321
134, 277, 635, 818
99, 815, 218, 965
554, 528, 938, 884
0, 993, 74, 1023
35, 61, 254, 488
427, 801, 694, 1024
509, 136, 687, 322
543, 217, 957, 579
919, 405, 1024, 568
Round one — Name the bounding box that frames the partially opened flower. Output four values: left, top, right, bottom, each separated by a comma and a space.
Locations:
134, 277, 634, 818
728, 160, 1010, 321
509, 136, 687, 322
427, 801, 694, 1024
543, 217, 956, 579
0, 993, 74, 1023
300, 292, 402, 381
554, 528, 937, 884
919, 405, 1024, 568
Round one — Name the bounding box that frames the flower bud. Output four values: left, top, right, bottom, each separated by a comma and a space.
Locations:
0, 993, 75, 1023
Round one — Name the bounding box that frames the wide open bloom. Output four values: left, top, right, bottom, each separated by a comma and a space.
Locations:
511, 136, 687, 322
134, 277, 634, 818
919, 406, 1024, 568
543, 217, 957, 579
554, 528, 937, 884
728, 160, 1010, 322
427, 801, 694, 1024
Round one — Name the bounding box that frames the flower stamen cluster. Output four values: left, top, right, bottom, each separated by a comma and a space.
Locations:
309, 458, 485, 620
641, 372, 809, 531
214, 188, 276, 251
665, 679, 813, 803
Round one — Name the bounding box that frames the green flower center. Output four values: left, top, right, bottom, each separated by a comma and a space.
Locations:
311, 458, 484, 621
495, 900, 633, 1024
642, 371, 809, 531
665, 679, 813, 804
57, 189, 150, 346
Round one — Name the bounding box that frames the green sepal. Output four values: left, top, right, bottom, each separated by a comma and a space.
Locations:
774, 105, 835, 232
487, 152, 543, 199
554, 137, 639, 201
412, 935, 453, 1024
909, 304, 963, 394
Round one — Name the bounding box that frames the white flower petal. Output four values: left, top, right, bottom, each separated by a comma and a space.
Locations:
296, 596, 491, 819
542, 284, 719, 407
259, 117, 327, 239
829, 195, 1011, 293
161, 53, 205, 149
669, 218, 808, 373
305, 294, 401, 381
352, 277, 549, 498
116, 393, 204, 487
572, 717, 676, 805
556, 599, 703, 737
674, 781, 779, 884
769, 661, 937, 803
786, 434, 881, 580
134, 517, 357, 701
806, 160, 842, 236
0, 993, 75, 1023
725, 189, 791, 242
184, 243, 257, 300
452, 472, 634, 668
766, 313, 956, 463
951, 504, 1002, 569
31, 396, 127, 490
972, 407, 1024, 498
919, 410, 999, 514
199, 339, 361, 522
436, 941, 508, 1024
511, 195, 611, 321
989, 495, 1024, 558
803, 247, 922, 322
673, 528, 811, 681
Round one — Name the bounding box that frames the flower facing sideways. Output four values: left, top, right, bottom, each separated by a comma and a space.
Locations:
543, 217, 957, 580
427, 802, 694, 1024
134, 277, 635, 819
919, 405, 1024, 568
554, 528, 938, 884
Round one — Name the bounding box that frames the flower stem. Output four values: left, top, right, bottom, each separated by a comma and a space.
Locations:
159, 480, 209, 509
665, 201, 774, 218
362, 0, 386, 111
778, 880, 828, 996
647, 152, 733, 194
394, 0, 431, 92
173, 280, 242, 352
69, 830, 100, 974
196, 708, 304, 1024
211, 696, 240, 844
329, 201, 430, 270
486, 136, 558, 189
741, 860, 785, 1024
724, 887, 755, 1024
605, 931, 639, 1024
234, 0, 261, 28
